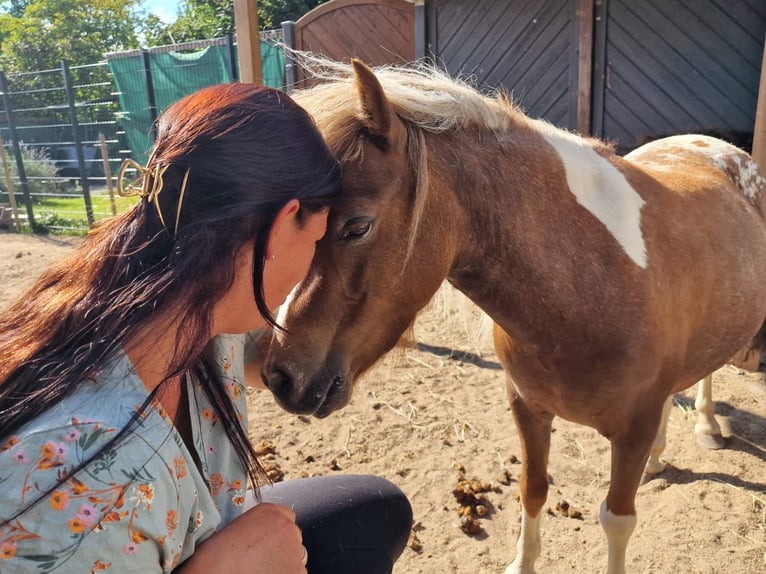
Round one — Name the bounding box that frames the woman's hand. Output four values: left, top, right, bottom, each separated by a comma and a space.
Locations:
176, 503, 306, 573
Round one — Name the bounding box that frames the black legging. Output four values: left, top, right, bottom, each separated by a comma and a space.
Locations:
260, 475, 412, 574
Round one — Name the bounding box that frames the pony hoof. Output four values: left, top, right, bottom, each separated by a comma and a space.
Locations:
643, 459, 666, 478
505, 563, 536, 574
640, 470, 663, 485
696, 432, 725, 450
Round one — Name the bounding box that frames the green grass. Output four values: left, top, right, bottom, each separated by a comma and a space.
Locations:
20, 191, 139, 234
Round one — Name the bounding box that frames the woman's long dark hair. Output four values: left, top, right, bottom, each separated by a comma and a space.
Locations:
0, 83, 341, 514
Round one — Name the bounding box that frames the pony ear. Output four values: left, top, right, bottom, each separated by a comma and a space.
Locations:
352, 59, 392, 139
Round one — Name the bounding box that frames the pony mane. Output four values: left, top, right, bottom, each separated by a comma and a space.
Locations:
291, 53, 518, 149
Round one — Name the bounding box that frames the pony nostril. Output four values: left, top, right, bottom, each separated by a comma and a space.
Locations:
264, 367, 291, 397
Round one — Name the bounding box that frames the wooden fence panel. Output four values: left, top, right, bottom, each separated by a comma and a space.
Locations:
426, 0, 581, 130
592, 0, 766, 152
294, 0, 415, 86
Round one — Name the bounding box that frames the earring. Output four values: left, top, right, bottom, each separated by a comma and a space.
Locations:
270, 254, 276, 261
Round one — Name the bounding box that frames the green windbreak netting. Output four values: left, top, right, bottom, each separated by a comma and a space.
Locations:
108, 40, 285, 163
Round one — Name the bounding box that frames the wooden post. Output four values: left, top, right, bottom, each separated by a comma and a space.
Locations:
576, 0, 594, 135
234, 0, 263, 85
99, 133, 116, 216
414, 0, 427, 61
282, 21, 297, 92
61, 60, 94, 225
752, 33, 766, 176
0, 132, 21, 231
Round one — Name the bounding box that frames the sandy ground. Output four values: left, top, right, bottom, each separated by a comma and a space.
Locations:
2, 230, 765, 574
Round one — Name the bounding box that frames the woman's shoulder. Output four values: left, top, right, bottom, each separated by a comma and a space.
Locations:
0, 407, 213, 572
0, 420, 209, 572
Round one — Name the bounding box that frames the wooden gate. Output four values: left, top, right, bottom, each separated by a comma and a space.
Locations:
591, 0, 765, 151
293, 0, 415, 86
287, 0, 764, 152
426, 0, 585, 130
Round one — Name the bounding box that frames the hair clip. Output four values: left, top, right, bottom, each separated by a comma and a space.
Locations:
118, 158, 190, 238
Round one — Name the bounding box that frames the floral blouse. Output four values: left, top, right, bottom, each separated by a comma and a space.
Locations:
0, 334, 249, 573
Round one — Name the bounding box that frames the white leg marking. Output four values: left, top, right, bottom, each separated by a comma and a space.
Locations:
505, 508, 541, 574
644, 395, 673, 476
695, 374, 724, 449
600, 500, 637, 574
533, 120, 647, 268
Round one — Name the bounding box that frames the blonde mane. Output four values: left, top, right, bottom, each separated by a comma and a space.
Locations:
291, 53, 517, 141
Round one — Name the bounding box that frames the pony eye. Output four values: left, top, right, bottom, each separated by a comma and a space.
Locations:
339, 218, 373, 240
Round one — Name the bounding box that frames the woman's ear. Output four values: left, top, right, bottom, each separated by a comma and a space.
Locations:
266, 199, 301, 260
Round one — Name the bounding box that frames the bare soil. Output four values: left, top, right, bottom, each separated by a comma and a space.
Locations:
2, 231, 765, 574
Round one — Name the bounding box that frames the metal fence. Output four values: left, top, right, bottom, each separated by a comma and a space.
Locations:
0, 60, 133, 233
0, 32, 284, 234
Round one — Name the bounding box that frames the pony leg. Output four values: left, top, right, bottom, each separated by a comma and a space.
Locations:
505, 392, 553, 574
643, 395, 673, 477
602, 411, 663, 574
694, 374, 724, 449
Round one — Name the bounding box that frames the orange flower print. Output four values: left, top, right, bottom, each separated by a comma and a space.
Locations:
114, 485, 128, 509
50, 490, 70, 511
166, 510, 178, 533
71, 477, 89, 495
232, 495, 245, 507
40, 442, 56, 460
202, 408, 218, 424
131, 530, 149, 544
1, 436, 19, 452
209, 473, 224, 496
151, 401, 169, 419
228, 383, 242, 400
195, 511, 204, 529
174, 456, 187, 480
0, 541, 17, 560
223, 357, 231, 374
90, 559, 112, 572
229, 479, 242, 491
69, 516, 87, 534
137, 484, 155, 507
102, 509, 128, 523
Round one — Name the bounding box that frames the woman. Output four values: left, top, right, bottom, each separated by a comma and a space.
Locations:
0, 84, 411, 573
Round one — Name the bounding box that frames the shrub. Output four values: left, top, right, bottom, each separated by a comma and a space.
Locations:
0, 143, 68, 204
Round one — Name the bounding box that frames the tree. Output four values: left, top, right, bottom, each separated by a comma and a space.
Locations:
143, 0, 235, 45
142, 0, 330, 46
0, 0, 143, 74
258, 0, 327, 29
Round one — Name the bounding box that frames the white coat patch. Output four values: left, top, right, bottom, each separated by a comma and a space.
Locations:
533, 120, 648, 268
275, 283, 300, 343
630, 134, 765, 202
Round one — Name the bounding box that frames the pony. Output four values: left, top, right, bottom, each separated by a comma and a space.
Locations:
260, 58, 766, 574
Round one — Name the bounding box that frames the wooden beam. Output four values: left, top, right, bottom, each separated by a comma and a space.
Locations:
576, 0, 594, 135
752, 33, 766, 175
233, 0, 263, 84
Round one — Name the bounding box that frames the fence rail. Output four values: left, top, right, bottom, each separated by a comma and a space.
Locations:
0, 33, 285, 234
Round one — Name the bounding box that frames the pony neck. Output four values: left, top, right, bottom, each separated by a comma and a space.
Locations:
434, 117, 627, 332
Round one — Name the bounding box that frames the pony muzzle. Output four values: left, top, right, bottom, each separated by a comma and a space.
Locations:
264, 366, 350, 417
